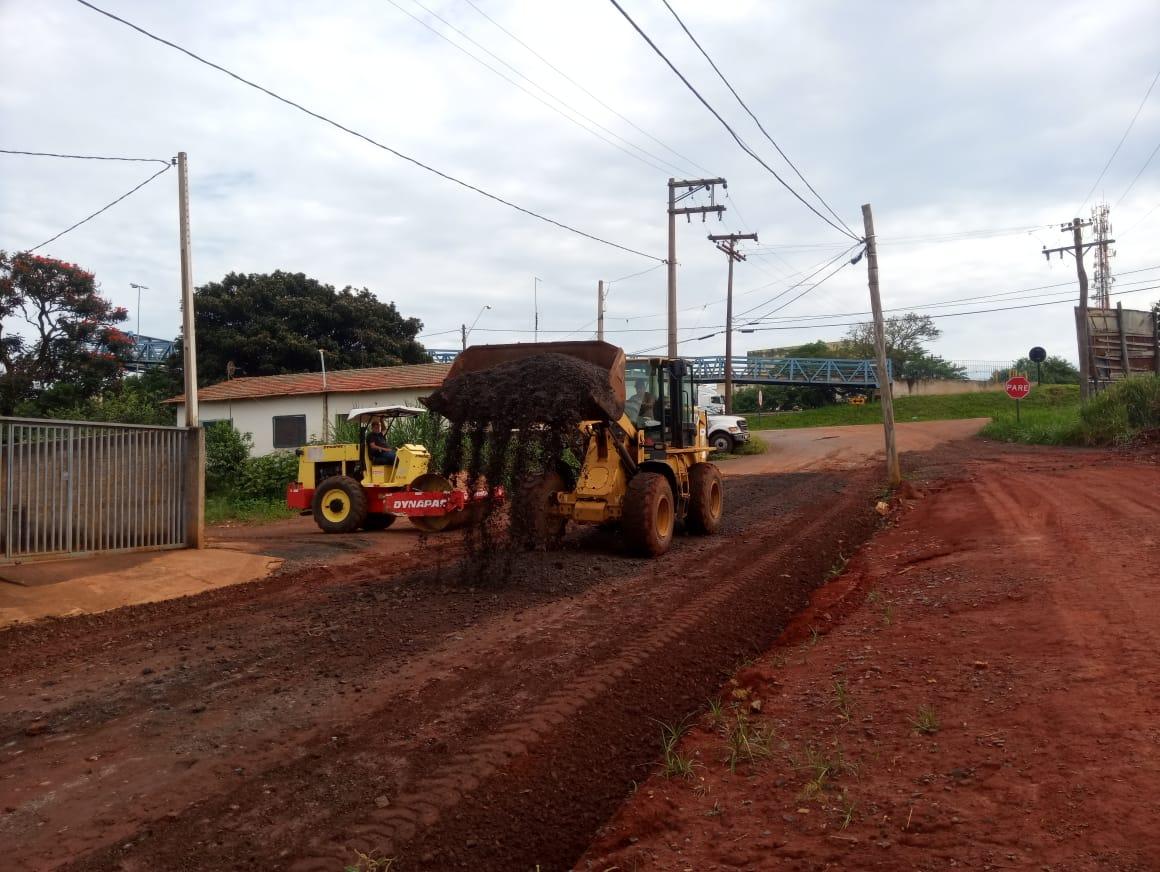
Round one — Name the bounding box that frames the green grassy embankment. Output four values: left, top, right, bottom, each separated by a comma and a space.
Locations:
205, 495, 297, 526
743, 386, 1080, 432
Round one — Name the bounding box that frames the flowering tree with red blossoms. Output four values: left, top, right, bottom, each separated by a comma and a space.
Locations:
0, 251, 133, 416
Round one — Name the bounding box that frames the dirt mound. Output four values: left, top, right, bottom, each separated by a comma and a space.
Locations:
424, 351, 622, 429
423, 352, 618, 578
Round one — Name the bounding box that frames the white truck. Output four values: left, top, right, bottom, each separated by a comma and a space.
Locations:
706, 413, 750, 453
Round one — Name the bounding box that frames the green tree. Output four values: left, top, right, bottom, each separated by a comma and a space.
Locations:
841, 312, 942, 368
55, 366, 181, 425
995, 355, 1079, 384
193, 271, 429, 385
0, 251, 133, 416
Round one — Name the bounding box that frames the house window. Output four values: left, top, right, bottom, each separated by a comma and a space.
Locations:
272, 414, 307, 449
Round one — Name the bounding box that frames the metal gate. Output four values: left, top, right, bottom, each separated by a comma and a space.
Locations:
1, 417, 189, 563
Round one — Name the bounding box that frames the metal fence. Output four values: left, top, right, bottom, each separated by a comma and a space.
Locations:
1, 417, 189, 563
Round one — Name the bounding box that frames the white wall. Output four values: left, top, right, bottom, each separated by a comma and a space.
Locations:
175, 389, 432, 455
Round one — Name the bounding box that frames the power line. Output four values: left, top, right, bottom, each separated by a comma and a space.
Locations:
1114, 138, 1160, 208
0, 148, 170, 166
743, 283, 1160, 334
1078, 66, 1160, 213
658, 0, 856, 238
459, 0, 710, 176
605, 0, 861, 242
747, 271, 1160, 325
735, 244, 863, 320
73, 0, 662, 263
387, 0, 679, 175
740, 247, 864, 325
609, 263, 666, 284
27, 163, 173, 253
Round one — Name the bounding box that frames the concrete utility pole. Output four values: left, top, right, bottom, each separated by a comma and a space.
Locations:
667, 177, 727, 357
463, 304, 491, 350
1042, 218, 1110, 401
862, 203, 900, 487
533, 276, 541, 342
597, 280, 605, 342
708, 232, 758, 413
176, 151, 204, 548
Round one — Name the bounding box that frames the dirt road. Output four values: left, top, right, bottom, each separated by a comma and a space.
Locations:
582, 444, 1160, 871
1, 463, 886, 870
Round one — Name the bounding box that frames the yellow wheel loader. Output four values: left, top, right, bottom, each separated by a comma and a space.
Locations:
445, 341, 724, 557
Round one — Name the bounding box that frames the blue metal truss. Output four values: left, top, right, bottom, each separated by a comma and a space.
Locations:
427, 350, 889, 387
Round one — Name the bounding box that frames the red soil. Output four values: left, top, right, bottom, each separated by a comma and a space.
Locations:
580, 446, 1160, 871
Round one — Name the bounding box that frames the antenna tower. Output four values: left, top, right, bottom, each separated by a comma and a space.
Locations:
1091, 202, 1115, 309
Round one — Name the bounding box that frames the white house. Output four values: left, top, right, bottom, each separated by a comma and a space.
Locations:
168, 363, 452, 455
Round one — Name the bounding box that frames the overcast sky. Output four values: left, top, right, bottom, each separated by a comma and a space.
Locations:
2, 0, 1158, 371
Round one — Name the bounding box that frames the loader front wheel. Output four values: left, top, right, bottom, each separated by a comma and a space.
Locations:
686, 462, 723, 535
623, 471, 675, 557
312, 476, 368, 534
515, 471, 567, 549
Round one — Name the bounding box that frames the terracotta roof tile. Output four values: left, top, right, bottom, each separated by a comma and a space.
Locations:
165, 362, 451, 404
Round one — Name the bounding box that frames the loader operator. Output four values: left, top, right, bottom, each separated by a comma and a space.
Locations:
625, 379, 653, 422
367, 419, 396, 466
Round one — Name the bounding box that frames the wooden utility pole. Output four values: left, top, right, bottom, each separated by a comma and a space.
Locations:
708, 231, 758, 413
597, 280, 605, 341
176, 151, 204, 548
861, 203, 900, 487
667, 178, 727, 357
1042, 218, 1106, 400
461, 324, 467, 351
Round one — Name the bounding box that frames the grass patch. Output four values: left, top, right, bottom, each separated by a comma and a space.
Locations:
656, 718, 696, 779
911, 704, 940, 735
205, 495, 297, 526
710, 433, 767, 461
983, 375, 1160, 446
723, 713, 774, 772
745, 385, 1079, 431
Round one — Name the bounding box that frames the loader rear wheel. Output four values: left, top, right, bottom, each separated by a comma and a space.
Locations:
312, 475, 368, 534
623, 471, 675, 557
686, 462, 723, 535
363, 512, 397, 531
515, 471, 567, 549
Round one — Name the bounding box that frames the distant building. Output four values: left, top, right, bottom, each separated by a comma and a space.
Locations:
166, 363, 451, 455
747, 340, 844, 358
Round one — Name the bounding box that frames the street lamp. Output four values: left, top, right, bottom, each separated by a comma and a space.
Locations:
462, 304, 492, 350
129, 283, 149, 339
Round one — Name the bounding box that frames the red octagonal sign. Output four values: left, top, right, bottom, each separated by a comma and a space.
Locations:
1005, 376, 1032, 400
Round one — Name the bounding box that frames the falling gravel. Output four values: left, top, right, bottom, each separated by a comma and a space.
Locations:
423, 353, 623, 578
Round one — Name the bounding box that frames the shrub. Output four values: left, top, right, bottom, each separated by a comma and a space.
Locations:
1078, 375, 1160, 444
205, 422, 253, 495
240, 450, 300, 499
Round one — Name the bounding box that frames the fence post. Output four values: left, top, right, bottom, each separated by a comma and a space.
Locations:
184, 425, 205, 548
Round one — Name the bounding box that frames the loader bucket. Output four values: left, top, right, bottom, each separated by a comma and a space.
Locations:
437, 341, 627, 423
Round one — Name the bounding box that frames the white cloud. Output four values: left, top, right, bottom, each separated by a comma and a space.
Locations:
1, 0, 1157, 365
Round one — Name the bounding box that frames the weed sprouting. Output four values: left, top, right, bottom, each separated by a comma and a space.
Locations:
344, 849, 394, 871
911, 704, 940, 735
656, 717, 696, 780
838, 792, 857, 830
706, 697, 725, 727
724, 714, 774, 773
833, 679, 852, 722
796, 743, 856, 800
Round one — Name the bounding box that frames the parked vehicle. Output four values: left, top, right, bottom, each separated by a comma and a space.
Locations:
706, 413, 750, 453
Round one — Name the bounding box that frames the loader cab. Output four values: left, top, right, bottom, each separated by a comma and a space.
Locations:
625, 358, 699, 449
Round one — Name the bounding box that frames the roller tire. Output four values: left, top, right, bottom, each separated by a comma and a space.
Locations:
311, 475, 368, 534
686, 462, 724, 535
622, 471, 675, 557
515, 471, 567, 549
363, 512, 397, 531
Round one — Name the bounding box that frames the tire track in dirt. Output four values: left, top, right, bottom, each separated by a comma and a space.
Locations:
292, 472, 879, 870
5, 470, 883, 871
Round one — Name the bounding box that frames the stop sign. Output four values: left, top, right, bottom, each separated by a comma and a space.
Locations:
1005, 376, 1031, 400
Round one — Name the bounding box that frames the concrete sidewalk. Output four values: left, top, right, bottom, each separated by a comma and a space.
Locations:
0, 548, 282, 627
